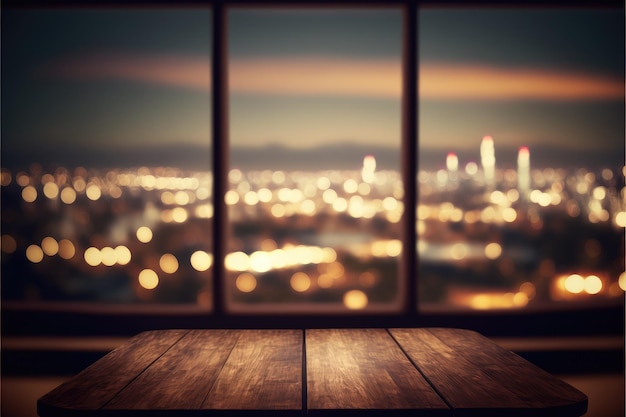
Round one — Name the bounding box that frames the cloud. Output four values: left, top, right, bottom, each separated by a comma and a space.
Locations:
44, 54, 623, 101
420, 64, 624, 100
230, 57, 401, 98
44, 54, 212, 91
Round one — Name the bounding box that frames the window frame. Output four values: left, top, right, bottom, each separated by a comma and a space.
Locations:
1, 0, 623, 338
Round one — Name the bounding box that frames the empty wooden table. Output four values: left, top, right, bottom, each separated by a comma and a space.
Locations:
38, 328, 587, 416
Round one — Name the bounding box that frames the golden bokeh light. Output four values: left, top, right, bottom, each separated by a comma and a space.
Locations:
26, 245, 44, 263
1, 235, 17, 254
16, 172, 30, 187
190, 250, 213, 272
138, 269, 159, 290
317, 273, 334, 288
619, 271, 626, 291
502, 207, 517, 223
343, 290, 368, 310
249, 251, 272, 273
43, 182, 59, 199
225, 251, 250, 272
159, 253, 179, 274
519, 282, 536, 300
22, 186, 37, 203
564, 274, 585, 294
0, 169, 12, 186
326, 262, 345, 279
100, 246, 117, 266
271, 204, 286, 218
484, 242, 502, 260
385, 240, 402, 257
174, 190, 190, 205
136, 226, 153, 243
84, 247, 102, 267
41, 237, 59, 256
236, 273, 257, 293
60, 187, 77, 204
450, 243, 468, 261
172, 207, 188, 223
161, 191, 175, 205
115, 245, 132, 265
615, 211, 626, 227
58, 239, 76, 260
513, 292, 529, 307
584, 275, 602, 295
86, 184, 102, 201
290, 272, 311, 292
73, 177, 87, 193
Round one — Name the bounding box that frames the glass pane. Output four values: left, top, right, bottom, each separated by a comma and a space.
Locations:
227, 8, 403, 312
1, 8, 213, 307
418, 8, 625, 311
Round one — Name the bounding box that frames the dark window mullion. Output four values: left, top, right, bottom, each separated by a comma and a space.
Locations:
212, 2, 228, 316
403, 2, 418, 315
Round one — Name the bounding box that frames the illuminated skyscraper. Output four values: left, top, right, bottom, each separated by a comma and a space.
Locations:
362, 155, 376, 183
446, 152, 458, 184
517, 146, 530, 198
480, 135, 495, 189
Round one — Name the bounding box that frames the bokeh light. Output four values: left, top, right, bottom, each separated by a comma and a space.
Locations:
138, 269, 159, 290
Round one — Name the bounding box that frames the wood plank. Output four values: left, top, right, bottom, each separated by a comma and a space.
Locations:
429, 328, 588, 416
390, 328, 588, 417
37, 329, 188, 415
202, 329, 303, 414
104, 329, 240, 411
306, 328, 450, 416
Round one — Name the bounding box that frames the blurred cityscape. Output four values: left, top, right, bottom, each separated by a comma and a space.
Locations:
1, 137, 625, 312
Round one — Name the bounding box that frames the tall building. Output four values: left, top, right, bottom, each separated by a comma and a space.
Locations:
446, 152, 458, 184
517, 146, 530, 198
480, 135, 495, 189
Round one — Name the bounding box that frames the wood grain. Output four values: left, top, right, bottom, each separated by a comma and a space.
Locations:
38, 328, 588, 417
105, 329, 240, 410
390, 328, 588, 417
202, 329, 302, 412
306, 328, 450, 415
37, 329, 188, 414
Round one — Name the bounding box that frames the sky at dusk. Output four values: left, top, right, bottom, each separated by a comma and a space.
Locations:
1, 5, 624, 169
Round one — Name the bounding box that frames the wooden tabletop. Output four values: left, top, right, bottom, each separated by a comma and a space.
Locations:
38, 328, 587, 417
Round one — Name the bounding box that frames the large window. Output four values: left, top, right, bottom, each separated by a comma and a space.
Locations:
1, 8, 214, 306
226, 8, 403, 312
417, 7, 625, 312
1, 2, 623, 327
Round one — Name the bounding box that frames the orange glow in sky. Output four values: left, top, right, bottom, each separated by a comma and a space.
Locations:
420, 64, 624, 100
230, 57, 401, 98
47, 55, 623, 101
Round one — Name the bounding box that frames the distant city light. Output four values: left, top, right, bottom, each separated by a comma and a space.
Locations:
84, 247, 102, 267
138, 269, 159, 290
517, 146, 530, 196
190, 250, 213, 272
290, 272, 311, 292
22, 186, 37, 202
26, 245, 44, 263
58, 240, 76, 260
564, 274, 585, 294
41, 237, 59, 256
446, 152, 458, 171
1, 235, 17, 254
343, 289, 368, 310
236, 273, 257, 293
136, 226, 153, 243
480, 135, 496, 188
160, 254, 179, 274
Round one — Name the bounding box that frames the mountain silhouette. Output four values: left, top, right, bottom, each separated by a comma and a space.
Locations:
2, 141, 622, 172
